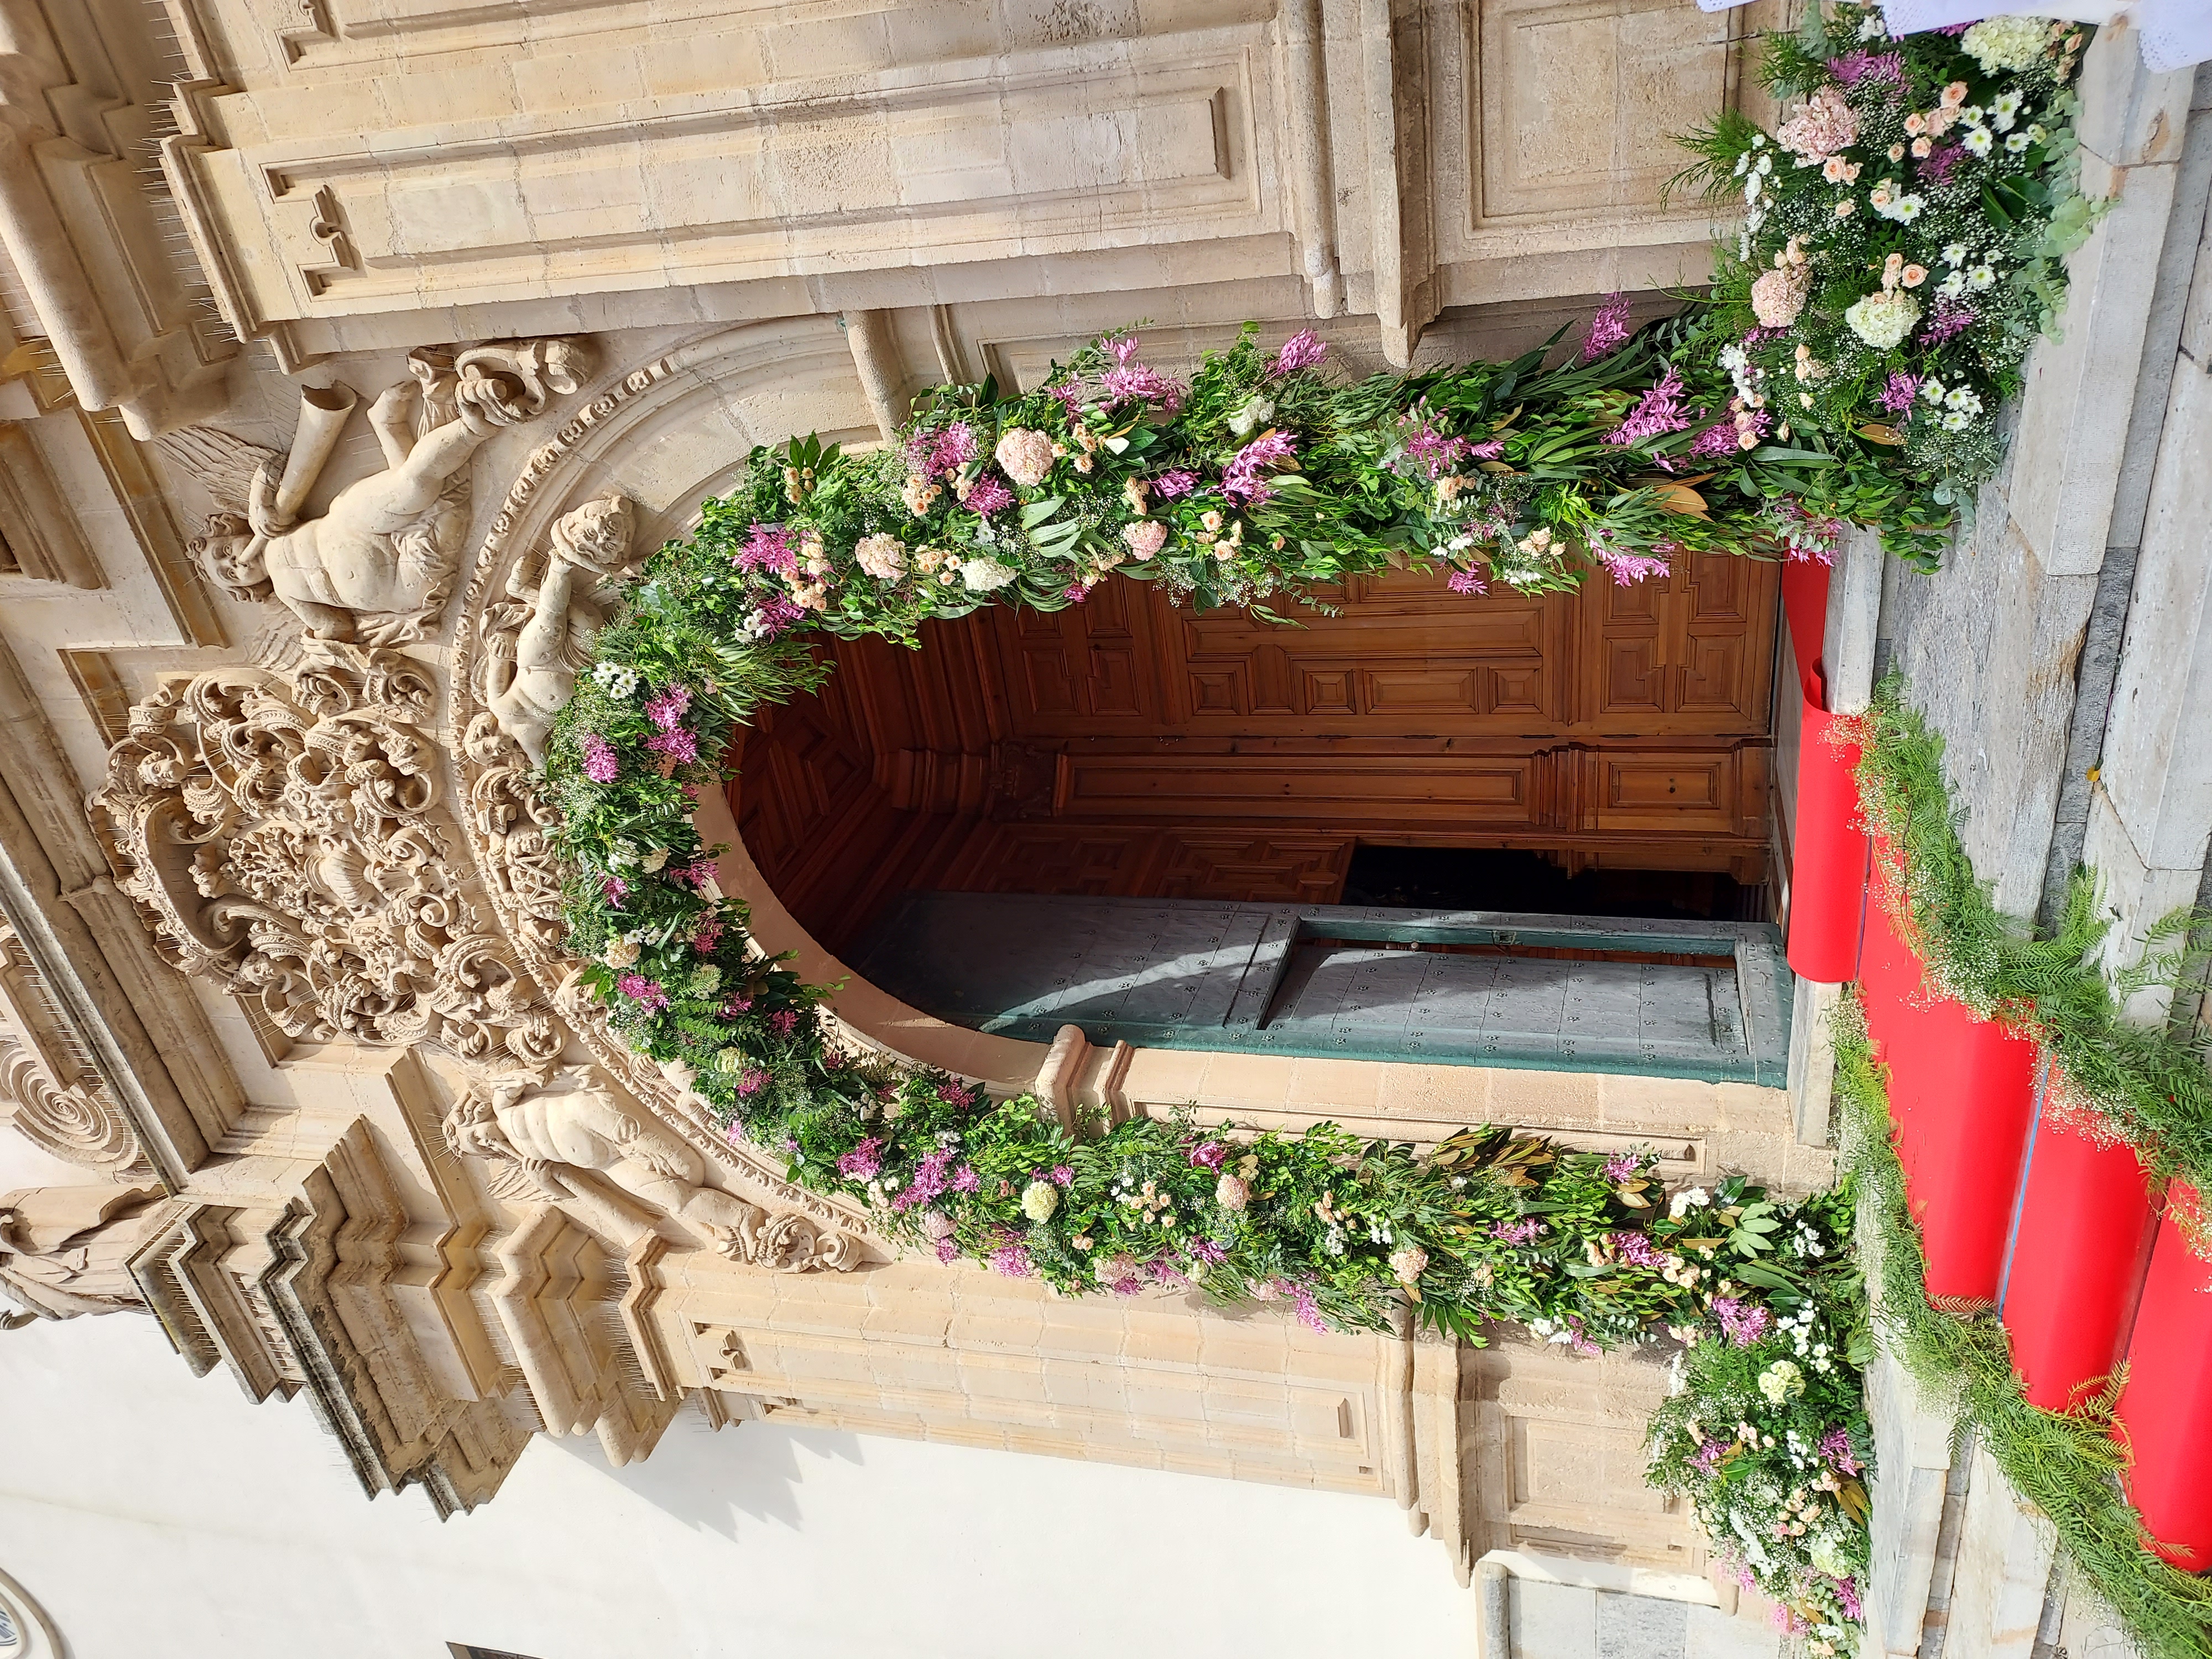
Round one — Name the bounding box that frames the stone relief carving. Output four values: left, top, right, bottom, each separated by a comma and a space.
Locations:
0, 924, 150, 1181
184, 338, 592, 646
90, 643, 560, 1070
0, 1183, 167, 1322
442, 1070, 857, 1272
475, 492, 637, 768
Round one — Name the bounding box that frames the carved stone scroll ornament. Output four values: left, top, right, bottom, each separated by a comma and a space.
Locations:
0, 924, 151, 1181
89, 644, 560, 1069
181, 337, 593, 648
441, 1070, 858, 1273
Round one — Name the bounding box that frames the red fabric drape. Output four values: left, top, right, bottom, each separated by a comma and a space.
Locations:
1999, 1119, 2159, 1410
1859, 864, 2037, 1307
1778, 556, 1868, 982
2115, 1186, 2212, 1571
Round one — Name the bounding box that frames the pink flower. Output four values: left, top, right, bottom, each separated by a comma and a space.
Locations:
1491, 1217, 1543, 1245
1222, 429, 1297, 506
989, 1242, 1034, 1277
645, 727, 698, 766
580, 734, 620, 784
1051, 1164, 1074, 1186
1713, 1296, 1772, 1347
690, 916, 726, 953
1777, 86, 1858, 162
644, 685, 692, 731
934, 1237, 960, 1263
1689, 422, 1745, 460
837, 1137, 884, 1180
952, 1164, 979, 1193
748, 594, 808, 638
1447, 568, 1488, 596
601, 875, 629, 905
906, 422, 979, 480
768, 1009, 797, 1036
1151, 469, 1198, 499
736, 523, 797, 576
1827, 50, 1902, 87
1188, 1140, 1228, 1170
1122, 519, 1168, 560
1594, 546, 1674, 587
1605, 368, 1693, 445
962, 472, 1014, 517
681, 858, 720, 894
1611, 1230, 1664, 1269
1403, 418, 1472, 481
1750, 264, 1811, 329
1468, 439, 1504, 459
1580, 293, 1632, 362
735, 1068, 768, 1096
1922, 298, 1976, 346
721, 995, 753, 1018
1604, 1152, 1642, 1182
616, 973, 669, 1013
1271, 328, 1328, 376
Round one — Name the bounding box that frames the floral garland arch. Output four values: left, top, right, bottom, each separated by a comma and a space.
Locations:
508, 10, 2094, 1640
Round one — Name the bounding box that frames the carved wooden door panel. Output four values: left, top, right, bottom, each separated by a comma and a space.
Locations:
1579, 551, 1776, 735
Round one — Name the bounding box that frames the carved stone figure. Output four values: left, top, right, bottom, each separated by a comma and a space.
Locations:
443, 1070, 754, 1258
443, 1070, 859, 1272
90, 644, 557, 1068
481, 493, 635, 767
186, 338, 592, 646
0, 1183, 166, 1321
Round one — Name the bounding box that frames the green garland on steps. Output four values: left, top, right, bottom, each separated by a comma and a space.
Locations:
1846, 675, 2212, 1222
1832, 998, 2212, 1659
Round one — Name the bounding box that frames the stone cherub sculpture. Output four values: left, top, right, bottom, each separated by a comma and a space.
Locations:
182, 338, 592, 647
0, 1183, 166, 1323
442, 1068, 757, 1260
481, 493, 635, 768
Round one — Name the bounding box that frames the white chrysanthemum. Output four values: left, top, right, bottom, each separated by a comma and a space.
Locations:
1844, 289, 1921, 351
1020, 1180, 1059, 1223
1964, 126, 1994, 157
960, 556, 1017, 592
1225, 395, 1275, 437
1963, 14, 2053, 77
993, 427, 1057, 488
593, 661, 640, 698
1668, 1186, 1710, 1219
853, 533, 906, 580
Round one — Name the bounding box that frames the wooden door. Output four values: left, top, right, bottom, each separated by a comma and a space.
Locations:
734, 557, 1781, 949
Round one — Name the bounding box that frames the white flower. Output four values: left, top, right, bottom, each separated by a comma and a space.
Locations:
1991, 91, 2022, 131
1757, 1360, 1806, 1405
1214, 1173, 1249, 1212
2027, 123, 2049, 144
1963, 14, 2053, 76
604, 937, 641, 968
1942, 242, 1969, 268
1945, 386, 1984, 415
593, 662, 640, 698
960, 556, 1017, 592
1942, 410, 1973, 432
1968, 264, 1997, 291
2005, 131, 2031, 153
1226, 395, 1275, 437
1857, 10, 1884, 37
1020, 1180, 1060, 1223
853, 533, 906, 580
1389, 1245, 1430, 1285
1963, 127, 1994, 158
1668, 1186, 1710, 1219
1743, 173, 1762, 205
1733, 152, 1750, 179
1843, 289, 1921, 351
1093, 1253, 1138, 1284
1938, 270, 1967, 298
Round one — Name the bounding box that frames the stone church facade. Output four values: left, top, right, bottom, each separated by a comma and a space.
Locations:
0, 1, 2203, 1655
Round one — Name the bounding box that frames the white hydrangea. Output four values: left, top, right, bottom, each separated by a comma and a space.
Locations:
1757, 1359, 1806, 1405
1844, 289, 1921, 351
1963, 14, 2054, 77
1020, 1180, 1059, 1223
1668, 1186, 1710, 1219
960, 556, 1018, 592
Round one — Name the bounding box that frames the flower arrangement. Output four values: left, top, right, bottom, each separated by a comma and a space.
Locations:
1645, 1182, 1871, 1652
1678, 3, 2098, 512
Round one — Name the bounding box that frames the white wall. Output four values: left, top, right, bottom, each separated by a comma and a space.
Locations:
0, 1153, 1477, 1659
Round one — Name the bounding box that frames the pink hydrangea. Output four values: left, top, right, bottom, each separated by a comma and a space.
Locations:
1777, 86, 1858, 163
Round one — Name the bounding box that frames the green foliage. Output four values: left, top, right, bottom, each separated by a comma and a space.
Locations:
1848, 676, 2212, 1215
1831, 1000, 2212, 1659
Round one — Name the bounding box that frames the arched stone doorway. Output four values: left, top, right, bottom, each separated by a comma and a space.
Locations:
731, 554, 1788, 1086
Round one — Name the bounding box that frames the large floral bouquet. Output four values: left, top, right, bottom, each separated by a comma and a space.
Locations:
1645, 1182, 1871, 1653
1679, 4, 2096, 508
